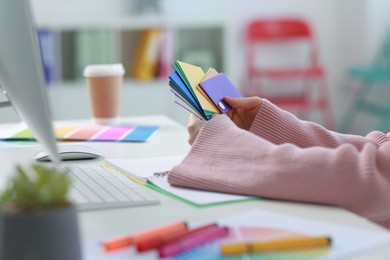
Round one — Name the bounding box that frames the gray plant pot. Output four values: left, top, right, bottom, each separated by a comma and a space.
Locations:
0, 204, 82, 260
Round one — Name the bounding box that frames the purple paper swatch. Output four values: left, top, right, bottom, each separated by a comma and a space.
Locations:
199, 74, 242, 113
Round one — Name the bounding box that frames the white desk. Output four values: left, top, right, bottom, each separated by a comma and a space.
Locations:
1, 115, 389, 259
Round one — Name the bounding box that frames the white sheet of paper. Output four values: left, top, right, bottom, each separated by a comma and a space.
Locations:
106, 155, 252, 206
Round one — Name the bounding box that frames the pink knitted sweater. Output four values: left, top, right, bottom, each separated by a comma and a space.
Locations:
168, 99, 390, 229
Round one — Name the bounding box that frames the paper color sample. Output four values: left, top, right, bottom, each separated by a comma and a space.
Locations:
197, 68, 219, 111
121, 126, 160, 142
94, 126, 133, 141
172, 61, 202, 99
171, 90, 206, 120
168, 60, 243, 120
54, 126, 78, 138
169, 72, 210, 120
65, 125, 106, 140
175, 61, 204, 97
199, 73, 242, 113
0, 125, 159, 143
12, 129, 33, 139
176, 61, 219, 114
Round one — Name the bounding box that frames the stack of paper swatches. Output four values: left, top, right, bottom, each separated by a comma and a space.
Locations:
168, 61, 242, 120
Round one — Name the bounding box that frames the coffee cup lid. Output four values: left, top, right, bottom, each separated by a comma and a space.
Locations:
83, 64, 125, 77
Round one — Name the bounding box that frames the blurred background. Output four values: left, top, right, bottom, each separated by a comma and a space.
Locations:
1, 0, 390, 135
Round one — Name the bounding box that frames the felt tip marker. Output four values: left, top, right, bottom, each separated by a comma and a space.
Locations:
102, 221, 187, 252
159, 226, 229, 258
220, 236, 332, 255
160, 223, 218, 247
137, 223, 217, 252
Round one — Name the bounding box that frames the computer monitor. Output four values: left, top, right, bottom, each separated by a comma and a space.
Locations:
0, 0, 60, 163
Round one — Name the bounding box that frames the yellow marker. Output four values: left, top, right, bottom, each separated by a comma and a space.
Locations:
220, 236, 331, 255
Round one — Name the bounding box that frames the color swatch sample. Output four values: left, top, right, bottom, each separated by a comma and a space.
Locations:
169, 61, 242, 121
0, 124, 159, 142
199, 73, 242, 113
173, 226, 328, 260
66, 125, 105, 140
94, 126, 133, 141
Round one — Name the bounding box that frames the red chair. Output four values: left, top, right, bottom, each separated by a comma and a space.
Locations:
243, 18, 334, 129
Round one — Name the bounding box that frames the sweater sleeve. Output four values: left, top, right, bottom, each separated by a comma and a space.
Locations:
250, 99, 383, 150
168, 115, 390, 228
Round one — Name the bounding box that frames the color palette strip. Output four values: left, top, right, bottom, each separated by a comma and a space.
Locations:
1, 125, 159, 142
121, 126, 160, 142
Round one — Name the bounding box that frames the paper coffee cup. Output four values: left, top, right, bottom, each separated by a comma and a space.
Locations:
83, 64, 125, 125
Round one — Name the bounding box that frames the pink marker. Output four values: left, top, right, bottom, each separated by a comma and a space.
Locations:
159, 226, 229, 258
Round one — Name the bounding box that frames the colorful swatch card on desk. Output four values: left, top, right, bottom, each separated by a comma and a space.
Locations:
0, 124, 159, 142
169, 60, 242, 120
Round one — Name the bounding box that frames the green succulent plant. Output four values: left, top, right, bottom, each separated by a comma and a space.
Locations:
0, 163, 71, 212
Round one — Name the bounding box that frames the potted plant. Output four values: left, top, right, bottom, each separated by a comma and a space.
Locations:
0, 163, 82, 260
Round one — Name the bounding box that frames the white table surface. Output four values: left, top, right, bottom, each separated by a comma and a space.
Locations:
1, 115, 389, 259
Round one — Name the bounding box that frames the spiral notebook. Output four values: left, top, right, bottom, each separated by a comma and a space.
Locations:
105, 155, 257, 207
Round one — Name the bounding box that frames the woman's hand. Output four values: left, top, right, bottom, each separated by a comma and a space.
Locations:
224, 96, 263, 130
186, 96, 263, 145
187, 114, 206, 145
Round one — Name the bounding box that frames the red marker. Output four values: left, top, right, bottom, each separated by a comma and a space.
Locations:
160, 223, 218, 246
137, 223, 217, 252
159, 226, 229, 258
102, 221, 187, 252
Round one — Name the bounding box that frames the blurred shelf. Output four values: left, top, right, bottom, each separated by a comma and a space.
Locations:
36, 15, 225, 30
35, 13, 228, 125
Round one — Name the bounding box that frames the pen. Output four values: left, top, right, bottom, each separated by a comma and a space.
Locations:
102, 221, 187, 252
220, 236, 332, 255
137, 223, 218, 252
159, 226, 229, 258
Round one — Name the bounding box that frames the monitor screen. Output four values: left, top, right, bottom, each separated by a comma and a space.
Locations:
0, 0, 60, 162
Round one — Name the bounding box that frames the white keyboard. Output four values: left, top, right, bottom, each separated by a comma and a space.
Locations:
63, 162, 160, 210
